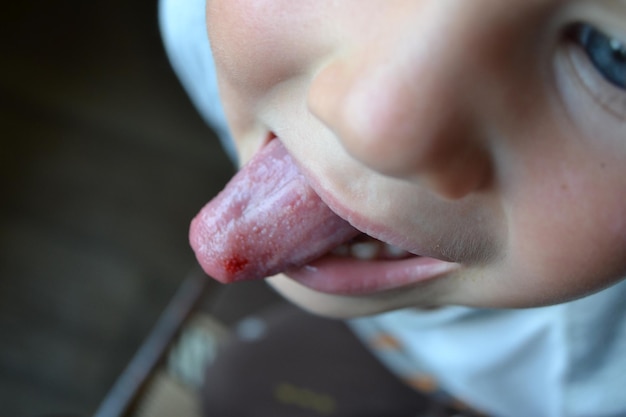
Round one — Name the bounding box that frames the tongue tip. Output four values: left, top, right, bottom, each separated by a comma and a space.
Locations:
193, 251, 256, 283
190, 232, 260, 284
188, 138, 361, 286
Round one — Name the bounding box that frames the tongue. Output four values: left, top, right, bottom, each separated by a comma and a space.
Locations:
190, 140, 360, 283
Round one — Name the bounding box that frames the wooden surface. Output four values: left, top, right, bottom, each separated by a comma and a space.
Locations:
0, 1, 234, 415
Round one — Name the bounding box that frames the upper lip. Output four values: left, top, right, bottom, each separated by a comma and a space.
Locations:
276, 138, 456, 263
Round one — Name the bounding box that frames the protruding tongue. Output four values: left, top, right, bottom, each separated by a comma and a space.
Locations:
190, 140, 359, 283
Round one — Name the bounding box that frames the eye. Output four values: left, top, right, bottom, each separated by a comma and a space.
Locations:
571, 24, 626, 90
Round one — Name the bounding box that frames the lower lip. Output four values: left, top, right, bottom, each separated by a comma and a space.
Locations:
285, 255, 459, 295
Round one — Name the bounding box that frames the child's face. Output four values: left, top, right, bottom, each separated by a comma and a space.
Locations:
205, 0, 626, 317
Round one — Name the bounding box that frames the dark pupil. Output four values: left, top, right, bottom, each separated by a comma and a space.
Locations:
578, 25, 626, 89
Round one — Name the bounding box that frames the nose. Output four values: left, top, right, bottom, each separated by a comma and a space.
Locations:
307, 6, 493, 200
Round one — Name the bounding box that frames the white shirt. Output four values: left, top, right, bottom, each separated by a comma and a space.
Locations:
350, 281, 626, 417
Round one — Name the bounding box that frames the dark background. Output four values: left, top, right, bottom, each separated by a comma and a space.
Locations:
0, 1, 235, 415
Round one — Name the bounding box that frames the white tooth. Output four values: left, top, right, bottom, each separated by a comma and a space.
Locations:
331, 245, 350, 257
383, 243, 409, 259
350, 242, 380, 260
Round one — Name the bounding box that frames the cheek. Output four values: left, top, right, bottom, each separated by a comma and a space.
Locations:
207, 0, 279, 89
576, 182, 626, 285
206, 0, 326, 93
511, 147, 626, 303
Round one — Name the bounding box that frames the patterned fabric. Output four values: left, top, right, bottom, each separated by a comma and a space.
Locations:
351, 315, 490, 417
350, 283, 626, 417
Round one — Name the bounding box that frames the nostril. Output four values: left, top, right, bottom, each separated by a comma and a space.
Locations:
419, 143, 492, 200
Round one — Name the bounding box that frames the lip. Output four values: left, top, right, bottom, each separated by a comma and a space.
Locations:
280, 135, 454, 260
273, 135, 461, 295
285, 254, 460, 295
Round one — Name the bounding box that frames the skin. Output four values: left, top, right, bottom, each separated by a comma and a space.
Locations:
205, 0, 626, 318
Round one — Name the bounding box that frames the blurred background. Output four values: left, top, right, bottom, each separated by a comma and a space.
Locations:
0, 1, 237, 415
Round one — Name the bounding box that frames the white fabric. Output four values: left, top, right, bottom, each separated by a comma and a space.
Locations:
158, 0, 236, 162
158, 1, 626, 415
350, 280, 626, 417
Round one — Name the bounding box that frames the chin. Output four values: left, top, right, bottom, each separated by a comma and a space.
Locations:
266, 274, 439, 319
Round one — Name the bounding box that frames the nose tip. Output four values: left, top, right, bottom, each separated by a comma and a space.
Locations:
307, 56, 491, 200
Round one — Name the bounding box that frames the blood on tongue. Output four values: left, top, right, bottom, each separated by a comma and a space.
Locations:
223, 255, 249, 275
189, 139, 359, 283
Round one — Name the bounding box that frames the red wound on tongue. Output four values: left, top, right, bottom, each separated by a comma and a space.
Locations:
190, 140, 359, 283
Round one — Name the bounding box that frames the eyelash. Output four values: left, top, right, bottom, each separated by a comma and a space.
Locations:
572, 24, 626, 90
565, 23, 626, 117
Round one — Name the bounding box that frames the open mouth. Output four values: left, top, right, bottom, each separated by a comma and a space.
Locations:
190, 138, 458, 295
330, 233, 413, 260
284, 233, 457, 295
